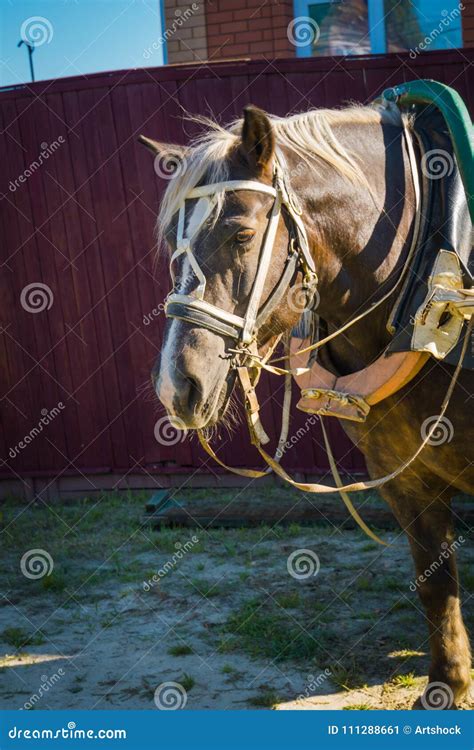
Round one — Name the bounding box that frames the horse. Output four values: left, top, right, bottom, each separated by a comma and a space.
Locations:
141, 102, 473, 708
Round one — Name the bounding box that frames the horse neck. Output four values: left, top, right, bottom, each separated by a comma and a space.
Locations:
293, 120, 416, 370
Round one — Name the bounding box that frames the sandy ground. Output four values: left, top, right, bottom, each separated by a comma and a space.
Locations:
0, 490, 472, 711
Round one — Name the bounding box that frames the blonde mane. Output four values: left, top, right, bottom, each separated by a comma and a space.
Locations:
158, 103, 402, 239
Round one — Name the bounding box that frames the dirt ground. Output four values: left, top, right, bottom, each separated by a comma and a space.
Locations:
0, 489, 472, 711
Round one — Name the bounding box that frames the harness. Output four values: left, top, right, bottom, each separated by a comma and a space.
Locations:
162, 92, 473, 546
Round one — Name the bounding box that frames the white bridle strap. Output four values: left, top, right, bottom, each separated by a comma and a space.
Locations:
187, 180, 277, 199
165, 171, 312, 342
242, 188, 282, 343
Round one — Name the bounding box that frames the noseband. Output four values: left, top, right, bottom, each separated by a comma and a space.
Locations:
164, 154, 318, 353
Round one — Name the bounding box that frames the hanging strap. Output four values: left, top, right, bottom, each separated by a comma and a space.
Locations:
198, 319, 471, 543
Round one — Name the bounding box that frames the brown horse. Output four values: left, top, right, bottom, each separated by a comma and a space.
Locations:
142, 103, 473, 708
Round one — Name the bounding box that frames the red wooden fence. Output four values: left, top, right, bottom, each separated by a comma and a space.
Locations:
1, 50, 472, 492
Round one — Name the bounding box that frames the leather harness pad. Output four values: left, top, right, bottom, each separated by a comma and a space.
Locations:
387, 106, 473, 369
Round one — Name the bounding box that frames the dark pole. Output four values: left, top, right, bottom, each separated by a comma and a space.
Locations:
17, 40, 35, 83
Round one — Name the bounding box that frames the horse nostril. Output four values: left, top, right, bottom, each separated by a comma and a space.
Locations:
185, 375, 201, 413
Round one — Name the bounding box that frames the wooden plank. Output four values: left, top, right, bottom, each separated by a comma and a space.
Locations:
143, 493, 474, 530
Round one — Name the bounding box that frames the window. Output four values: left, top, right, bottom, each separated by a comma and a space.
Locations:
292, 0, 463, 57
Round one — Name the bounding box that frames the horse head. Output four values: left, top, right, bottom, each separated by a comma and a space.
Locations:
143, 107, 310, 429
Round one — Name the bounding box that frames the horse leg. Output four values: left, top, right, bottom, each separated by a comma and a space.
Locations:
381, 486, 471, 708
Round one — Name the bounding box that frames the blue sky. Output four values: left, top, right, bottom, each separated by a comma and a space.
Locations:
0, 0, 164, 87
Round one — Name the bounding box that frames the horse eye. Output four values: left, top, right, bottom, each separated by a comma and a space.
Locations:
235, 229, 255, 245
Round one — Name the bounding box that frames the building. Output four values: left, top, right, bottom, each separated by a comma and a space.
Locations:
162, 0, 472, 65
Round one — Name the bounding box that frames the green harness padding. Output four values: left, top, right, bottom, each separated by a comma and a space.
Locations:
382, 79, 474, 223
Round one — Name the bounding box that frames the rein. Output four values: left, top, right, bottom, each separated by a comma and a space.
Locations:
163, 124, 468, 545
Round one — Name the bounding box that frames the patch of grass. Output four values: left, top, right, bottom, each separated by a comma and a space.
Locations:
1, 627, 45, 649
274, 591, 301, 609
41, 570, 67, 592
221, 664, 236, 674
180, 673, 195, 692
247, 689, 279, 708
390, 672, 417, 688
343, 704, 371, 710
190, 579, 224, 598
222, 598, 325, 662
354, 576, 372, 591
217, 636, 238, 654
168, 644, 193, 656
287, 523, 302, 537
388, 649, 425, 659
330, 660, 366, 691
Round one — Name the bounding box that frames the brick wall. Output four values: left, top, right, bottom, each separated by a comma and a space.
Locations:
206, 0, 295, 59
462, 0, 474, 46
163, 0, 472, 64
164, 0, 208, 64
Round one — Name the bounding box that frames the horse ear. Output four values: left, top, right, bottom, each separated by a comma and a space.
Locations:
240, 106, 275, 175
138, 135, 187, 176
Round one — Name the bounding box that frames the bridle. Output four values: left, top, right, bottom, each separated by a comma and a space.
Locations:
164, 151, 318, 356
